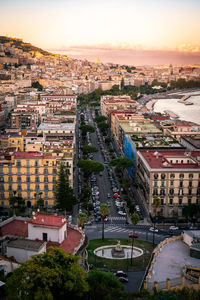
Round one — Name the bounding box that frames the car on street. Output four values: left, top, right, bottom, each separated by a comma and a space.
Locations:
169, 225, 179, 230
128, 233, 138, 238
107, 193, 111, 198
114, 271, 127, 277
149, 227, 158, 232
118, 211, 126, 216
118, 276, 128, 283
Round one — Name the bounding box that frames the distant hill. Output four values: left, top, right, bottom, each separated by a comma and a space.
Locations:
0, 36, 57, 57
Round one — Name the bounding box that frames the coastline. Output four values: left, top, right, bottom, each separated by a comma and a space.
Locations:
146, 99, 158, 111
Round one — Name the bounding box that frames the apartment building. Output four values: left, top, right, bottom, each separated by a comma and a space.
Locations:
0, 151, 58, 208
136, 150, 200, 218
162, 121, 200, 141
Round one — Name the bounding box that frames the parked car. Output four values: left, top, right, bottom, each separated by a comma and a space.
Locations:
118, 277, 128, 283
115, 271, 128, 277
149, 227, 158, 232
118, 211, 126, 216
169, 225, 179, 230
128, 233, 138, 238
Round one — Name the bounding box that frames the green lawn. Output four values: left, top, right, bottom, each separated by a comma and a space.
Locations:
87, 238, 154, 272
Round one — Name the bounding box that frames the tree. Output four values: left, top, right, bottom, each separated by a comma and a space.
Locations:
56, 163, 76, 212
130, 213, 140, 266
109, 157, 133, 180
94, 115, 107, 123
82, 145, 98, 158
99, 204, 109, 241
37, 198, 44, 209
77, 160, 104, 184
97, 121, 109, 134
152, 197, 161, 245
77, 212, 87, 229
5, 248, 88, 300
87, 270, 125, 300
79, 124, 95, 134
32, 80, 43, 91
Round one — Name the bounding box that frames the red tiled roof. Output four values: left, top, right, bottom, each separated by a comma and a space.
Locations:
28, 214, 68, 228
47, 227, 82, 254
13, 152, 56, 159
138, 150, 200, 169
0, 220, 28, 237
41, 94, 76, 97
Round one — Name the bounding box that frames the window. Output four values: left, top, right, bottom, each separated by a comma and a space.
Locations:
8, 168, 12, 175
153, 189, 158, 196
189, 173, 193, 179
0, 184, 4, 191
169, 189, 174, 195
179, 189, 183, 196
44, 184, 48, 191
26, 160, 30, 167
26, 176, 30, 183
27, 192, 30, 199
18, 192, 22, 197
44, 176, 48, 183
154, 174, 158, 180
1, 193, 4, 200
8, 176, 12, 182
17, 176, 21, 183
0, 177, 4, 182
35, 160, 39, 167
160, 189, 165, 196
36, 185, 40, 191
179, 181, 183, 187
27, 184, 30, 191
154, 181, 157, 187
161, 199, 164, 205
169, 198, 173, 205
179, 174, 184, 179
53, 176, 57, 183
188, 198, 191, 204
0, 168, 3, 175
1, 200, 4, 206
16, 160, 21, 167
35, 177, 40, 183
35, 168, 38, 174
161, 174, 166, 180
17, 168, 21, 175
8, 184, 12, 191
179, 198, 182, 205
43, 233, 48, 241
170, 181, 174, 186
44, 191, 48, 199
161, 181, 165, 187
17, 184, 22, 191
188, 189, 192, 195
44, 168, 48, 175
189, 181, 192, 188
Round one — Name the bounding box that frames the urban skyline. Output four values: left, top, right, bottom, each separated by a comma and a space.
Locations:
1, 0, 200, 65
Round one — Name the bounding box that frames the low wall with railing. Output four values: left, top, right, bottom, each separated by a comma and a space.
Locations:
143, 235, 183, 290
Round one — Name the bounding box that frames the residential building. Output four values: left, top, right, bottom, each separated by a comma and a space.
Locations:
136, 150, 200, 218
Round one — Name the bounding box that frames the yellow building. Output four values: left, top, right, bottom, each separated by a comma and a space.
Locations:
0, 152, 59, 208
8, 135, 24, 151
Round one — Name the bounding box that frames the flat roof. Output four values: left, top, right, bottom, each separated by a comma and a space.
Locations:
38, 123, 75, 130
7, 239, 45, 251
120, 122, 161, 134
13, 152, 56, 159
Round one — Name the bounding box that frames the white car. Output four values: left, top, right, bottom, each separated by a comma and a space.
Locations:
149, 227, 158, 232
118, 211, 126, 216
169, 226, 179, 230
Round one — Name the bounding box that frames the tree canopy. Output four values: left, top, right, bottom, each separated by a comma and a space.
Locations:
77, 160, 104, 177
5, 248, 88, 300
82, 145, 98, 156
94, 115, 107, 123
87, 270, 125, 300
56, 163, 76, 211
79, 124, 95, 134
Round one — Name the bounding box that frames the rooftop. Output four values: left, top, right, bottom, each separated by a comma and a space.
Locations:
138, 149, 200, 170
7, 239, 45, 251
131, 135, 183, 148
38, 123, 75, 131
13, 151, 56, 160
28, 214, 68, 228
0, 219, 28, 238
181, 136, 200, 149
120, 122, 161, 134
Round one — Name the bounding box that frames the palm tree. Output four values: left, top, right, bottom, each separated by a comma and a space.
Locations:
77, 212, 87, 229
152, 197, 161, 245
99, 204, 109, 241
130, 213, 140, 266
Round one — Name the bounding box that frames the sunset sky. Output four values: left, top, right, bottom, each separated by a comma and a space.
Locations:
1, 0, 200, 65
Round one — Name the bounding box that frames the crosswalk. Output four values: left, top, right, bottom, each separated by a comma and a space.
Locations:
104, 226, 130, 233
108, 217, 126, 221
